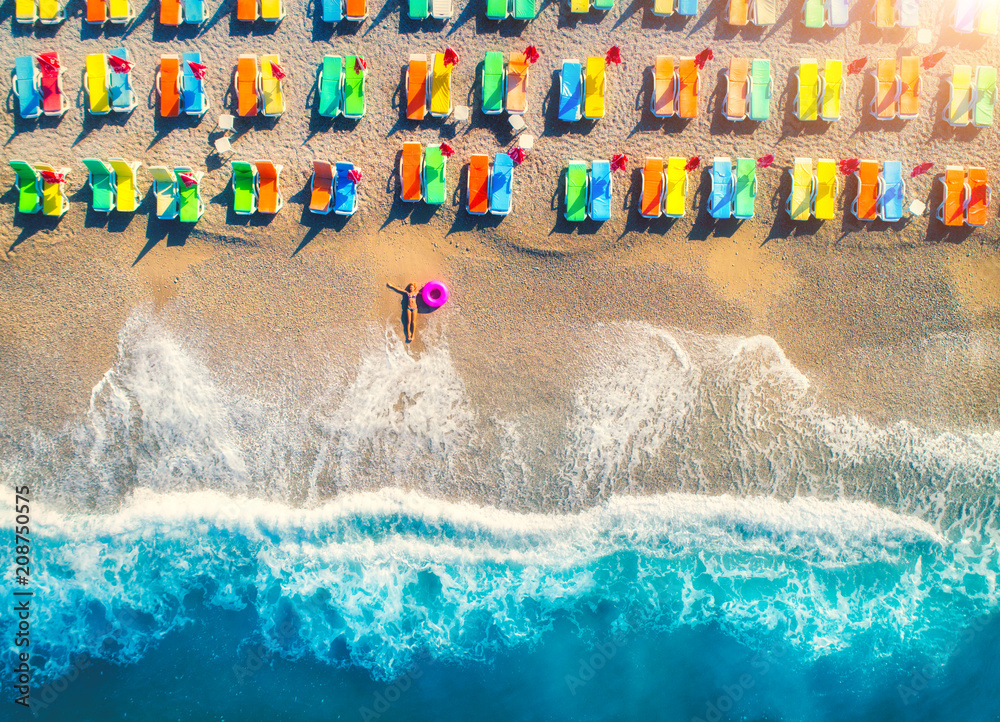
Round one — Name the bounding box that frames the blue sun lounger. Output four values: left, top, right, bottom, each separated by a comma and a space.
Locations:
108, 48, 138, 112
878, 160, 905, 222
184, 0, 204, 22
323, 0, 342, 21
490, 153, 513, 216
181, 52, 209, 115
710, 157, 734, 219
677, 0, 696, 13
334, 161, 358, 215
13, 56, 41, 119
589, 160, 611, 221
559, 60, 583, 121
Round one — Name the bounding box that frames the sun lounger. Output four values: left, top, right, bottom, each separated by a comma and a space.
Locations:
873, 0, 894, 27
182, 52, 210, 116
175, 168, 204, 223
583, 57, 606, 120
160, 0, 183, 24
236, 55, 259, 117
709, 157, 734, 219
794, 58, 819, 121
334, 162, 358, 215
467, 154, 489, 215
259, 54, 286, 117
937, 166, 965, 226
898, 55, 920, 119
820, 59, 843, 121
852, 159, 879, 221
813, 158, 838, 219
559, 60, 583, 121
570, 0, 588, 13
871, 58, 898, 120
409, 0, 427, 17
665, 157, 688, 217
158, 54, 182, 117
406, 55, 427, 121
108, 49, 138, 113
974, 65, 996, 127
108, 0, 134, 22
486, 0, 508, 19
86, 160, 126, 210
16, 0, 37, 23
748, 58, 771, 121
979, 0, 999, 34
324, 0, 343, 20
640, 157, 664, 218
319, 56, 344, 118
344, 0, 365, 20
254, 161, 283, 214
786, 157, 813, 220
677, 0, 696, 13
399, 143, 423, 202
431, 0, 452, 18
39, 0, 65, 23
966, 166, 990, 226
482, 52, 505, 115
878, 160, 905, 222
728, 0, 748, 23
423, 145, 447, 205
678, 57, 698, 119
184, 0, 204, 22
108, 158, 141, 212
652, 55, 676, 118
430, 53, 453, 118
652, 0, 674, 12
589, 160, 611, 221
86, 0, 107, 24
897, 0, 918, 25
147, 166, 178, 219
261, 0, 284, 20
594, 0, 613, 9
725, 57, 749, 120
565, 161, 589, 221
953, 0, 975, 30
33, 163, 69, 217
803, 0, 824, 26
753, 0, 776, 23
231, 160, 258, 215
85, 54, 111, 115
344, 56, 366, 118
490, 153, 513, 216
733, 157, 757, 219
37, 53, 69, 117
8, 161, 41, 214
507, 52, 529, 114
13, 56, 42, 120
827, 0, 849, 25
309, 160, 334, 214
513, 0, 535, 18
944, 65, 973, 126
237, 0, 258, 19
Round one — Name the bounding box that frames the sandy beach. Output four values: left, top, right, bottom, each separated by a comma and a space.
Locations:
1, 0, 999, 435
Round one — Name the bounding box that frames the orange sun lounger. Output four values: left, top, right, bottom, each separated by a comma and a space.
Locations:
87, 0, 107, 22
407, 55, 427, 120
160, 0, 182, 24
852, 160, 879, 220
399, 142, 423, 202
467, 154, 490, 215
255, 160, 283, 214
728, 0, 748, 24
966, 166, 990, 226
345, 0, 366, 19
159, 55, 181, 117
898, 56, 920, 119
506, 52, 529, 115
237, 0, 258, 19
725, 57, 749, 120
310, 160, 334, 214
652, 55, 676, 118
938, 166, 966, 227
678, 56, 698, 119
640, 157, 665, 218
872, 58, 899, 120
236, 55, 258, 117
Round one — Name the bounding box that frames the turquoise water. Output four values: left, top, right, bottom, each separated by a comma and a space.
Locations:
3, 314, 998, 720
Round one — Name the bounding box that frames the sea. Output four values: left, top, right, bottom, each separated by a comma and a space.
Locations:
2, 311, 998, 721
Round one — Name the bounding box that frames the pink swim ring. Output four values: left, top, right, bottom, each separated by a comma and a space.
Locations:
422, 281, 449, 308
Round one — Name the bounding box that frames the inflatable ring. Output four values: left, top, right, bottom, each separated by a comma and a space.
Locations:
422, 281, 449, 308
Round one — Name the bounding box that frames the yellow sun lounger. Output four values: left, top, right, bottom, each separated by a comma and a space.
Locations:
944, 65, 973, 126
39, 0, 66, 23
34, 163, 70, 217
813, 158, 838, 220
786, 157, 813, 220
795, 59, 819, 121
819, 59, 842, 121
583, 57, 605, 119
651, 55, 676, 118
108, 158, 141, 212
16, 0, 37, 23
873, 0, 894, 27
85, 53, 111, 115
259, 54, 286, 116
665, 157, 688, 217
753, 0, 775, 23
652, 0, 674, 15
430, 53, 452, 118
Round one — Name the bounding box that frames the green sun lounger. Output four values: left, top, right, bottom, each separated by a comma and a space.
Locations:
512, 0, 533, 17
318, 56, 344, 118
175, 168, 204, 223
565, 161, 588, 221
802, 0, 824, 27
486, 0, 508, 19
231, 161, 257, 215
410, 0, 428, 16
8, 160, 42, 214
82, 158, 115, 213
482, 52, 505, 114
733, 157, 757, 219
344, 56, 366, 118
748, 59, 771, 121
423, 145, 446, 205
593, 0, 612, 9
974, 66, 996, 127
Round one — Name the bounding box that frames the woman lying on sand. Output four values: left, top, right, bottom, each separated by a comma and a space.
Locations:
387, 282, 422, 343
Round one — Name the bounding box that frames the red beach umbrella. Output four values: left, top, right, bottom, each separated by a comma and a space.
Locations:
694, 48, 714, 70
839, 158, 860, 175
910, 162, 934, 178
605, 46, 622, 66
443, 48, 459, 67
37, 53, 60, 76
508, 147, 527, 165
440, 142, 456, 158
846, 57, 868, 75
269, 61, 286, 80
107, 54, 134, 74
524, 46, 540, 64
610, 153, 628, 172
188, 61, 208, 80
355, 56, 367, 73
756, 154, 774, 169
39, 170, 65, 184
178, 172, 198, 188
921, 52, 946, 70
347, 169, 363, 183
684, 156, 700, 172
